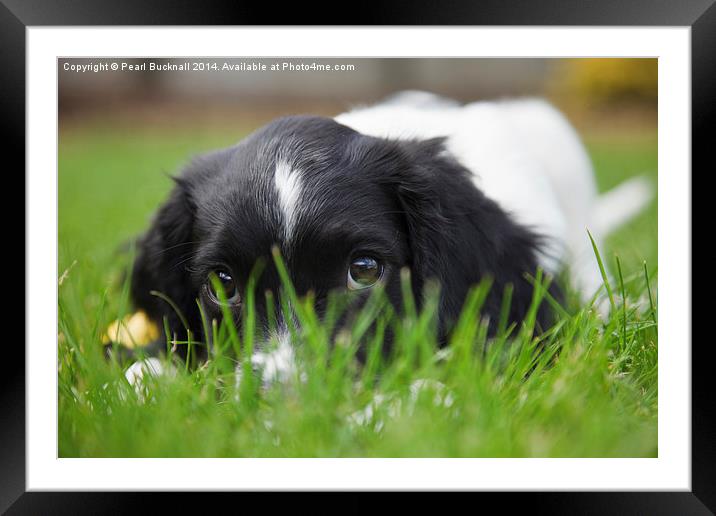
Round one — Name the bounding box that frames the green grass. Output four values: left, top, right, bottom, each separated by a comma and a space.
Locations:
58, 123, 657, 457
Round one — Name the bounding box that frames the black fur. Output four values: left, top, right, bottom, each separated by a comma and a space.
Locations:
130, 115, 558, 357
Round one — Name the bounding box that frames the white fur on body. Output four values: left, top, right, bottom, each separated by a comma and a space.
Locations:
336, 93, 652, 303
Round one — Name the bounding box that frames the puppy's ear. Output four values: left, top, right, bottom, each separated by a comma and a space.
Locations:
130, 174, 200, 347
391, 138, 557, 336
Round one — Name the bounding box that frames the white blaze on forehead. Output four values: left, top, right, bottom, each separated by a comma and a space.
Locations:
273, 160, 302, 241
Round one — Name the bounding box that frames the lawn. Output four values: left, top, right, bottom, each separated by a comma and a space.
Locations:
58, 121, 658, 457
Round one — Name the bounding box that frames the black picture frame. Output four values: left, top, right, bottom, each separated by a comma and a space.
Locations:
5, 0, 709, 512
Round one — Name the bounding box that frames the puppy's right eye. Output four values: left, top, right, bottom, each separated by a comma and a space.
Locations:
347, 256, 384, 290
207, 270, 240, 305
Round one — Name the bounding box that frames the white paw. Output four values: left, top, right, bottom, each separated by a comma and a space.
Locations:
124, 358, 175, 402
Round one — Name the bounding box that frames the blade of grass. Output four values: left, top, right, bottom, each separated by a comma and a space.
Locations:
587, 229, 616, 313
643, 261, 657, 326
615, 255, 627, 352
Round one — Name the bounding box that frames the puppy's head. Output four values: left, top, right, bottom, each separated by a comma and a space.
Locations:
131, 115, 554, 358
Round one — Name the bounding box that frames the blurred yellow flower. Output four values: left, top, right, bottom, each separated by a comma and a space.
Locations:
103, 310, 159, 349
549, 58, 657, 107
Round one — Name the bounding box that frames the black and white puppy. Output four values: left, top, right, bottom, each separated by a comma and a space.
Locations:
128, 91, 651, 383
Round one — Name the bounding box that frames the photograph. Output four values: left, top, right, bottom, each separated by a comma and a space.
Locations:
57, 57, 658, 458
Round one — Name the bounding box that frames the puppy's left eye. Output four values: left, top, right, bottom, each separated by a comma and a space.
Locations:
207, 269, 241, 305
347, 257, 384, 290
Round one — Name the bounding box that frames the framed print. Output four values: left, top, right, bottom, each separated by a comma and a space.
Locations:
5, 0, 710, 512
